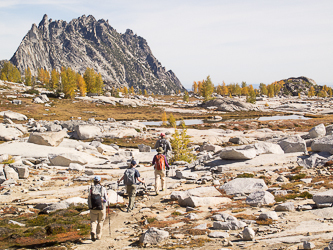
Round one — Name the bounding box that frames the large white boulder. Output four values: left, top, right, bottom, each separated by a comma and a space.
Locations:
220, 178, 268, 195
97, 144, 118, 155
75, 125, 102, 140
0, 124, 23, 141
246, 191, 275, 206
242, 227, 255, 241
313, 189, 333, 207
254, 142, 284, 155
48, 153, 88, 166
179, 196, 231, 207
311, 135, 333, 153
28, 130, 67, 147
275, 202, 295, 212
213, 220, 246, 230
175, 171, 198, 180
139, 227, 169, 245
107, 189, 124, 204
3, 111, 27, 121
13, 166, 29, 179
309, 123, 326, 138
220, 146, 257, 160
258, 211, 278, 220
4, 165, 19, 180
278, 135, 307, 153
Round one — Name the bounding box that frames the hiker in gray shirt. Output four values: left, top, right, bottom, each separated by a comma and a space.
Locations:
155, 133, 172, 158
118, 160, 145, 212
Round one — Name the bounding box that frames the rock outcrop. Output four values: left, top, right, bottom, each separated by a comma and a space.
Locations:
10, 14, 185, 94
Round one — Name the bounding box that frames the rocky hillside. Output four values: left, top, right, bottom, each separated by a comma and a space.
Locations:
279, 76, 320, 96
10, 14, 185, 94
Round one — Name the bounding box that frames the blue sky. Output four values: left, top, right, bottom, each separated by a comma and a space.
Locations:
0, 0, 332, 89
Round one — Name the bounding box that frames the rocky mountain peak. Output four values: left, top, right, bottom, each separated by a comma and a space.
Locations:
10, 14, 185, 94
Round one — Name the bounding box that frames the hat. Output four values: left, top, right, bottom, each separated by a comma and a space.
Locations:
93, 176, 101, 182
157, 147, 164, 153
131, 160, 137, 166
160, 133, 165, 137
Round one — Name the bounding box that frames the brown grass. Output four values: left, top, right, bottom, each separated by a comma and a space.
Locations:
256, 218, 273, 225
144, 219, 182, 229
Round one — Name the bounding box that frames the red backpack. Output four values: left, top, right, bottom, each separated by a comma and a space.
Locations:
155, 154, 165, 170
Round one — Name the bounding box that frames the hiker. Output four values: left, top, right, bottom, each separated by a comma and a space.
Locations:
88, 176, 108, 241
117, 160, 145, 212
152, 147, 170, 195
155, 133, 172, 159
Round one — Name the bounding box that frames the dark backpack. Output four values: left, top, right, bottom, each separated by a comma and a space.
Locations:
124, 168, 136, 185
159, 139, 168, 153
155, 154, 165, 171
90, 185, 104, 210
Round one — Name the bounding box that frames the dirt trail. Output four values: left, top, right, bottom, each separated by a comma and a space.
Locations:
75, 191, 163, 250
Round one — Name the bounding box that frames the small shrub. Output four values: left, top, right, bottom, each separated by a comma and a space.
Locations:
237, 173, 254, 178
147, 217, 156, 223
24, 89, 39, 95
289, 173, 306, 181
256, 218, 273, 225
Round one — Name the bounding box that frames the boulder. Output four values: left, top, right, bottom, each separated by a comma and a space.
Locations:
45, 124, 63, 132
326, 125, 333, 135
254, 142, 284, 155
3, 111, 27, 121
208, 232, 229, 238
213, 220, 246, 230
75, 125, 102, 140
309, 123, 326, 138
278, 136, 307, 153
4, 165, 19, 180
303, 241, 315, 250
179, 196, 231, 207
48, 153, 88, 166
242, 227, 255, 241
42, 202, 69, 214
311, 135, 333, 153
211, 213, 237, 221
0, 124, 23, 141
28, 130, 67, 147
185, 213, 198, 220
245, 191, 275, 207
139, 227, 169, 245
0, 165, 6, 184
220, 146, 257, 160
297, 153, 326, 169
220, 178, 268, 196
97, 144, 118, 155
199, 143, 217, 152
258, 211, 278, 220
68, 163, 85, 171
188, 186, 222, 197
229, 137, 251, 145
175, 171, 198, 180
13, 166, 29, 179
107, 189, 124, 204
275, 202, 295, 212
138, 144, 151, 152
312, 189, 333, 207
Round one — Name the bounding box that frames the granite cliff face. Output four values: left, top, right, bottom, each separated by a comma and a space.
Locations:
279, 76, 319, 96
10, 14, 185, 94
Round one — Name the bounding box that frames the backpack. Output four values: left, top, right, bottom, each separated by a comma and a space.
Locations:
124, 168, 136, 185
89, 185, 104, 210
159, 139, 168, 153
155, 154, 165, 171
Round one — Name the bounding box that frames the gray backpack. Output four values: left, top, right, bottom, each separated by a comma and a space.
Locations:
124, 168, 136, 185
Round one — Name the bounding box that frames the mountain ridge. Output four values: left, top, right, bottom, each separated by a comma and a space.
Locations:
9, 14, 185, 94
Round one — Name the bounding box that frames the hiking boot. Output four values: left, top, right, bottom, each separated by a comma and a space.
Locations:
161, 189, 164, 191
156, 192, 159, 195
91, 232, 96, 242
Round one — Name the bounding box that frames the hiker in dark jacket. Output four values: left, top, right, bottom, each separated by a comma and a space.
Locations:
117, 160, 145, 212
155, 133, 172, 158
88, 176, 108, 241
152, 147, 170, 195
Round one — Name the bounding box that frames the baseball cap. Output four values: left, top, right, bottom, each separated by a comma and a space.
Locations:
160, 133, 165, 137
93, 176, 101, 182
131, 160, 137, 166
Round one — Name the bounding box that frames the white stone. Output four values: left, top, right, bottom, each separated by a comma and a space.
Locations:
242, 227, 255, 241
220, 178, 268, 195
75, 125, 102, 140
254, 142, 284, 155
258, 211, 278, 220
107, 189, 124, 204
4, 165, 19, 180
313, 189, 333, 206
303, 241, 315, 250
3, 111, 27, 120
213, 220, 246, 230
175, 171, 198, 180
246, 191, 275, 206
139, 227, 169, 244
309, 123, 326, 138
28, 130, 67, 147
179, 196, 231, 207
311, 135, 333, 153
0, 124, 23, 141
220, 146, 257, 160
279, 135, 307, 153
275, 202, 295, 212
208, 231, 229, 238
49, 153, 88, 166
14, 166, 29, 179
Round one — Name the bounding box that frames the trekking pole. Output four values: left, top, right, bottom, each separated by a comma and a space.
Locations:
108, 202, 111, 237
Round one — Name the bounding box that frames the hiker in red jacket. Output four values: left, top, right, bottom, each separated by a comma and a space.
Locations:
152, 147, 170, 195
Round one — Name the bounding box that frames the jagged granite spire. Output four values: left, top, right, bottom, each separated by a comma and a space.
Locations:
10, 14, 185, 94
